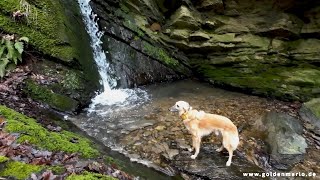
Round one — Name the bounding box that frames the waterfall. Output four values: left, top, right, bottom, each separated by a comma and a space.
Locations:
78, 0, 148, 111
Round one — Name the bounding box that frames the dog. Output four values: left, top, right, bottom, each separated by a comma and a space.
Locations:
169, 101, 239, 166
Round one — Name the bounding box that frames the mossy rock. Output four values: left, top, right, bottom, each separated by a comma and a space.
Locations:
0, 156, 9, 163
0, 105, 99, 158
66, 171, 117, 180
282, 69, 320, 87
142, 41, 179, 68
0, 161, 43, 180
24, 79, 79, 112
0, 0, 77, 62
195, 62, 320, 101
304, 98, 320, 119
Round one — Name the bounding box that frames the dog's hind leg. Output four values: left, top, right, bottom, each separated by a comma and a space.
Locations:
226, 147, 233, 166
191, 136, 201, 159
223, 132, 235, 166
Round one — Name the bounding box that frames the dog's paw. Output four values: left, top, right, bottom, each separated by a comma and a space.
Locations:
188, 148, 194, 152
190, 155, 197, 159
216, 147, 223, 152
226, 161, 231, 166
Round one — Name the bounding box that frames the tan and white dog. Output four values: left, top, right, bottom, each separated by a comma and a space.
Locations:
169, 101, 239, 166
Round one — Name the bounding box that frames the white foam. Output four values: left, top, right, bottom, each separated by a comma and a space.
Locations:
88, 88, 149, 114
78, 0, 149, 111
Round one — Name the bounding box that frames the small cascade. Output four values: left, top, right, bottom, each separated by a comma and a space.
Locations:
77, 0, 148, 112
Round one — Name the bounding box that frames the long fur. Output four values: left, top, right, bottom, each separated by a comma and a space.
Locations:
169, 101, 239, 166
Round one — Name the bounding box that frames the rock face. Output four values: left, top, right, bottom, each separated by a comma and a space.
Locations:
90, 0, 192, 88
0, 0, 100, 112
90, 0, 320, 100
299, 98, 320, 147
261, 111, 308, 169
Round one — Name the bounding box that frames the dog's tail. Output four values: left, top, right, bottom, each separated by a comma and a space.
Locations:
222, 130, 239, 151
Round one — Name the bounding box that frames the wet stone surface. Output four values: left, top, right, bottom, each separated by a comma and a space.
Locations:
71, 80, 320, 179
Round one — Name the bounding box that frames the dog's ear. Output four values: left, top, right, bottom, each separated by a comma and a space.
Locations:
183, 106, 192, 112
182, 107, 187, 112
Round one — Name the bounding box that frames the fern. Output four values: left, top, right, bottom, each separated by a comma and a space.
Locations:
0, 35, 28, 78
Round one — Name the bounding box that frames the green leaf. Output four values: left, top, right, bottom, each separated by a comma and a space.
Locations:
0, 58, 9, 78
1, 38, 4, 44
19, 37, 29, 43
12, 50, 22, 65
5, 40, 14, 60
6, 63, 16, 71
14, 41, 24, 54
0, 45, 5, 58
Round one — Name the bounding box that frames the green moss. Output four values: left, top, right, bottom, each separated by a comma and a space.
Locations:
0, 105, 99, 158
282, 69, 320, 86
211, 33, 238, 43
25, 80, 78, 112
0, 156, 9, 163
47, 165, 65, 174
239, 34, 270, 51
142, 41, 178, 67
66, 171, 117, 180
104, 156, 124, 170
123, 20, 145, 37
62, 71, 82, 90
195, 63, 318, 101
305, 98, 320, 118
120, 3, 130, 14
0, 161, 43, 180
0, 0, 77, 62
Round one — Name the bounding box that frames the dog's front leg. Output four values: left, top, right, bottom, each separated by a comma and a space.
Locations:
191, 136, 201, 159
188, 135, 197, 152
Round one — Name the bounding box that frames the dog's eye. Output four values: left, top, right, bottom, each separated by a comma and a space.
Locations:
177, 105, 179, 108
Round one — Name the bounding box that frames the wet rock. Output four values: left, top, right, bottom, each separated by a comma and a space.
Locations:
262, 111, 307, 169
155, 125, 166, 131
176, 139, 192, 151
163, 149, 179, 160
300, 98, 320, 132
263, 111, 307, 154
300, 98, 320, 148
171, 145, 263, 179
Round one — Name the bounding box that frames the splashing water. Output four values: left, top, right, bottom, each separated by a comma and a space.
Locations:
77, 0, 149, 112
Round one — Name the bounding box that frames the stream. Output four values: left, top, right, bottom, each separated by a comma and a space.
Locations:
74, 0, 318, 179
69, 79, 292, 179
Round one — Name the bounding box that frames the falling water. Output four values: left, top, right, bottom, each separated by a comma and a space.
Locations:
76, 0, 154, 167
77, 0, 148, 111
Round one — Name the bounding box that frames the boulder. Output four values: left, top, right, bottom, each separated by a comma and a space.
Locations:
262, 111, 308, 169
263, 111, 307, 155
300, 98, 320, 133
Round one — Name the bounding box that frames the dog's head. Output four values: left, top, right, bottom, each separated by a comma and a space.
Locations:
169, 101, 192, 113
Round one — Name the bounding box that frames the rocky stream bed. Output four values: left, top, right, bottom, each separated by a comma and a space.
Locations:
71, 80, 320, 179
